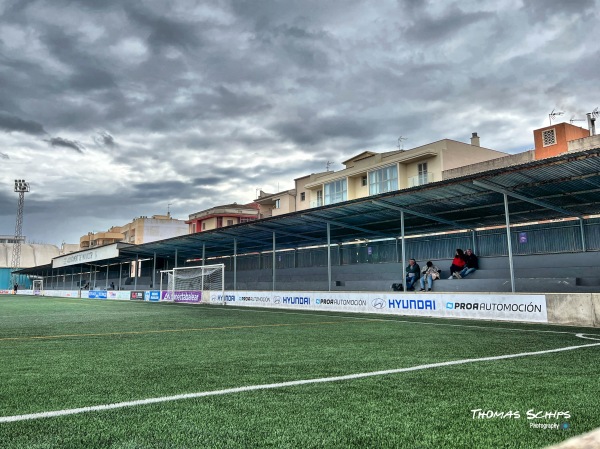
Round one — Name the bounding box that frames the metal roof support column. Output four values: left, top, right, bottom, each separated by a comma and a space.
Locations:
233, 238, 237, 291
174, 249, 178, 269
503, 194, 516, 293
79, 266, 82, 291
152, 253, 156, 289
272, 233, 276, 292
134, 255, 139, 290
471, 230, 478, 254
401, 210, 406, 293
118, 263, 122, 290
201, 244, 205, 266
105, 265, 109, 290
70, 267, 74, 290
327, 223, 331, 292
395, 238, 399, 263
579, 218, 587, 252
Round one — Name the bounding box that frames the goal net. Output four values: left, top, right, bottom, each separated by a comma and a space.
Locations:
33, 279, 44, 296
160, 264, 225, 305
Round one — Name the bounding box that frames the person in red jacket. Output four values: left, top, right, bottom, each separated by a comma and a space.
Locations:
448, 249, 466, 279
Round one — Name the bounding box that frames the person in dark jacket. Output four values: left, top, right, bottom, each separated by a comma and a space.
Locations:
405, 258, 420, 291
456, 249, 479, 278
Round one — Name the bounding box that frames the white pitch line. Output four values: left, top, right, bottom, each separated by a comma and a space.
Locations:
575, 333, 600, 341
1, 340, 599, 424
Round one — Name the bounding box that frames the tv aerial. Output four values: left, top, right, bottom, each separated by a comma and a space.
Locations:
397, 136, 408, 150
548, 109, 564, 125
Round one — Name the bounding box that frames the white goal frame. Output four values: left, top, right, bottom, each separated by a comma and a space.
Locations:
159, 264, 225, 305
33, 279, 44, 295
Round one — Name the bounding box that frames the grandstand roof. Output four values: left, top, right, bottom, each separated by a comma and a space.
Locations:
17, 147, 600, 274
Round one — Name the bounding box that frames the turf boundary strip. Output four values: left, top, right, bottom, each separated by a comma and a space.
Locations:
1, 339, 599, 424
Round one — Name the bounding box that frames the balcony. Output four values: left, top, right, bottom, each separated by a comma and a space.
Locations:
408, 173, 434, 187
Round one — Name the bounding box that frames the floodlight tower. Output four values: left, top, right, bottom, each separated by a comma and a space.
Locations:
11, 179, 30, 285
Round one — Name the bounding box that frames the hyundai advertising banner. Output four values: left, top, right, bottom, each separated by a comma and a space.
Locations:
208, 291, 548, 323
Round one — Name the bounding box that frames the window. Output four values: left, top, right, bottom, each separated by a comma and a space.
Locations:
227, 219, 234, 226
239, 217, 256, 223
300, 192, 306, 201
542, 129, 556, 147
274, 199, 280, 209
369, 165, 398, 195
202, 222, 206, 230
216, 217, 223, 228
324, 179, 347, 205
316, 190, 323, 207
418, 162, 428, 185
361, 176, 368, 187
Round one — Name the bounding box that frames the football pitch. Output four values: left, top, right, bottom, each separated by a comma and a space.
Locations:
0, 296, 599, 448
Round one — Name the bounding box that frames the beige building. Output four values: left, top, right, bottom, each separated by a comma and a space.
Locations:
253, 190, 297, 218
297, 134, 507, 209
80, 214, 188, 249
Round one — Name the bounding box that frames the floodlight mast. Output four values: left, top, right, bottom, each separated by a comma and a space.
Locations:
11, 179, 30, 286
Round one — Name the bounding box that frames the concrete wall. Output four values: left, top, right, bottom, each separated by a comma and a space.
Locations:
545, 293, 600, 327
443, 151, 535, 180
0, 243, 60, 268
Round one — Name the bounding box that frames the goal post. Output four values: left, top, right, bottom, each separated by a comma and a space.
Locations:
32, 279, 44, 296
159, 264, 225, 305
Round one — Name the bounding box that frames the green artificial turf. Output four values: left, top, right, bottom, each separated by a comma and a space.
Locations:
0, 295, 598, 448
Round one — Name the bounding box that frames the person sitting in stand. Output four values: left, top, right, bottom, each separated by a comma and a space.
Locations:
448, 249, 466, 279
456, 248, 479, 278
419, 261, 440, 292
405, 258, 420, 291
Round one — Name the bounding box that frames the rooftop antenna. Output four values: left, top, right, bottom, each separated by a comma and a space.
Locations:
167, 203, 172, 216
549, 109, 564, 126
326, 161, 332, 171
397, 136, 408, 150
570, 116, 586, 124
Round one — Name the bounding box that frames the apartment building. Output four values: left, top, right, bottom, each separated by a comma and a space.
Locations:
253, 189, 297, 218
186, 203, 260, 233
295, 134, 507, 210
80, 214, 188, 249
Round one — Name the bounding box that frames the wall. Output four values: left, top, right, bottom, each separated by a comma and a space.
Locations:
441, 140, 508, 172
443, 151, 535, 180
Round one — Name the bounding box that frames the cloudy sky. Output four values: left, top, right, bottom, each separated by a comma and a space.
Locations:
0, 0, 598, 246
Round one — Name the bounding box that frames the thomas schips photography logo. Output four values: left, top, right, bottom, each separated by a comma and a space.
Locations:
470, 409, 571, 431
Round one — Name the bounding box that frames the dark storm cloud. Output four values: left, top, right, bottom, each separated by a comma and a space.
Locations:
130, 181, 214, 201
93, 131, 117, 148
194, 86, 273, 119
124, 6, 203, 52
45, 137, 85, 153
402, 5, 493, 43
0, 112, 47, 135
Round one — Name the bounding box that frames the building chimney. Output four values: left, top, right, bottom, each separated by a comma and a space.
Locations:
587, 113, 596, 136
471, 132, 480, 146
